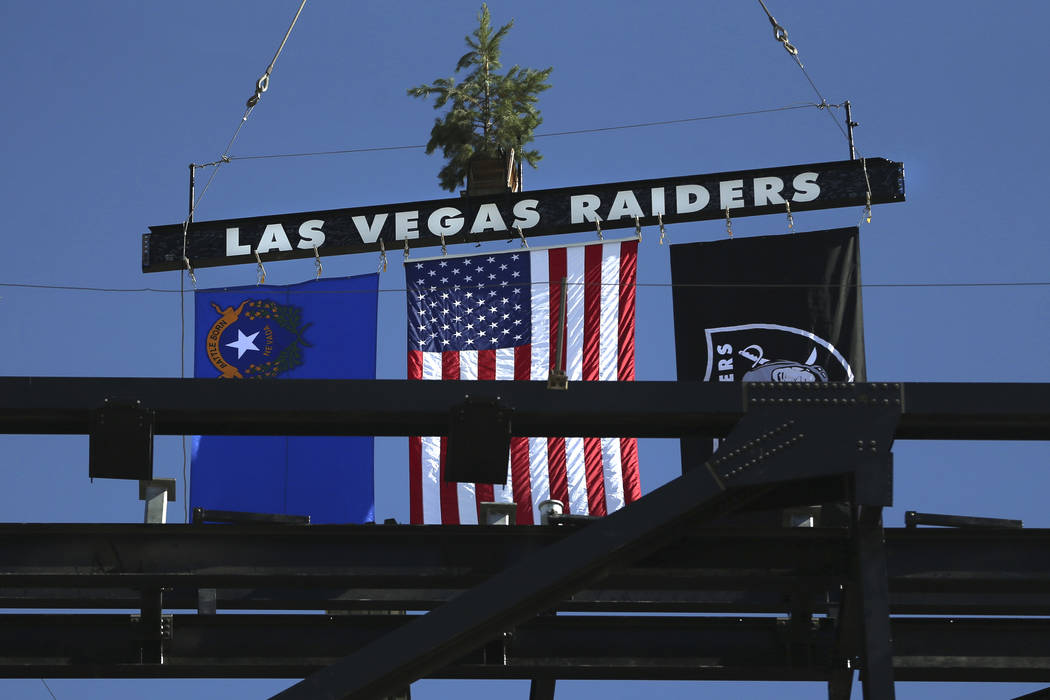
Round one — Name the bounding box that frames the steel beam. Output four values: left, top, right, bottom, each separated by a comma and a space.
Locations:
1, 614, 1048, 681
0, 526, 1049, 614
528, 678, 556, 700
0, 378, 1047, 440
265, 392, 899, 699
853, 507, 895, 699
268, 449, 732, 699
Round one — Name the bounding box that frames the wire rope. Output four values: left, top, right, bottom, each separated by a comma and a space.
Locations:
225, 103, 825, 162
3, 281, 1046, 294
175, 0, 308, 522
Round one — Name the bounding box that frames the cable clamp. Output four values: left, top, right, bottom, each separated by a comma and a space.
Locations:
440, 230, 447, 257
725, 208, 734, 239
254, 251, 267, 286
772, 21, 798, 56
785, 199, 794, 231
246, 74, 270, 108
515, 224, 529, 249
378, 239, 388, 273
595, 215, 604, 241
634, 216, 642, 241
658, 213, 667, 245
403, 237, 410, 260
183, 256, 197, 289
861, 157, 873, 224
313, 245, 323, 279
758, 0, 799, 57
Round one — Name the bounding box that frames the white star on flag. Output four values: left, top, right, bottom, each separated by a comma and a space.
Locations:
225, 329, 260, 359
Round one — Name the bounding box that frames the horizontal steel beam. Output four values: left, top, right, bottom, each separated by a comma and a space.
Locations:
0, 378, 1047, 439
0, 525, 1047, 615
1, 613, 1047, 682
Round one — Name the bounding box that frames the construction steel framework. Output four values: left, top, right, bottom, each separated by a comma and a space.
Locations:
0, 377, 1048, 700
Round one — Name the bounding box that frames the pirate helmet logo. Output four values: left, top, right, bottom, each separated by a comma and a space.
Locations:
704, 323, 854, 383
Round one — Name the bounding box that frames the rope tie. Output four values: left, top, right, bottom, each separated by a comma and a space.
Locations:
254, 251, 267, 285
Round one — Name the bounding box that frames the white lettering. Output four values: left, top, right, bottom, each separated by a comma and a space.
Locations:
470, 203, 508, 233
394, 211, 420, 240
719, 179, 745, 209
606, 190, 644, 221
256, 223, 293, 254
650, 187, 666, 217
225, 227, 250, 256
428, 207, 464, 236
570, 194, 602, 224
352, 213, 387, 244
512, 199, 540, 228
675, 184, 710, 214
791, 172, 820, 202
753, 176, 786, 206
296, 219, 325, 249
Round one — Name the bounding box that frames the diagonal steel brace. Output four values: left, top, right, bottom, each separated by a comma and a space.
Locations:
270, 382, 902, 700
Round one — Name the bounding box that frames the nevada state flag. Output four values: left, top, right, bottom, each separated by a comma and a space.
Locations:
191, 274, 378, 523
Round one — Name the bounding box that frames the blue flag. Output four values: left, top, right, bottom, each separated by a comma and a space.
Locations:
191, 274, 378, 524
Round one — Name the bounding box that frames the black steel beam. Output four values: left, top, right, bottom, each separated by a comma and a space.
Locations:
268, 448, 736, 699
529, 678, 556, 700
1, 614, 1048, 682
4, 584, 1048, 618
268, 396, 902, 699
0, 378, 1047, 440
1, 526, 1049, 615
852, 507, 895, 699
904, 510, 1023, 529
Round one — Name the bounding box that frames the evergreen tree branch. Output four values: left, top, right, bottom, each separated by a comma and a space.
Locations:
407, 3, 552, 192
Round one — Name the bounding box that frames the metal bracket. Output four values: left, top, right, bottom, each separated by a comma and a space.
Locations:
191, 507, 310, 525
546, 369, 568, 391
89, 398, 154, 481
707, 382, 903, 508
904, 510, 1023, 529
446, 395, 513, 484
134, 587, 170, 664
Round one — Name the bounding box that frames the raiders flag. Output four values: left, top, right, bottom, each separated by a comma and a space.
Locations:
670, 227, 866, 474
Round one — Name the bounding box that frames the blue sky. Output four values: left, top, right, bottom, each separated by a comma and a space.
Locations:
1, 1, 1048, 698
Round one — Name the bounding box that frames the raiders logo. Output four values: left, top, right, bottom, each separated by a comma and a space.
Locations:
703, 323, 855, 383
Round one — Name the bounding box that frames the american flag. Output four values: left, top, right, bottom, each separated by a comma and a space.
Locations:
407, 239, 641, 525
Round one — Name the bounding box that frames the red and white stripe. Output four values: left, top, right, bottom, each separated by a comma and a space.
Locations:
408, 240, 641, 524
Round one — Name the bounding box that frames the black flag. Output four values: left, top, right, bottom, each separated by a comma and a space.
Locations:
670, 227, 866, 474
